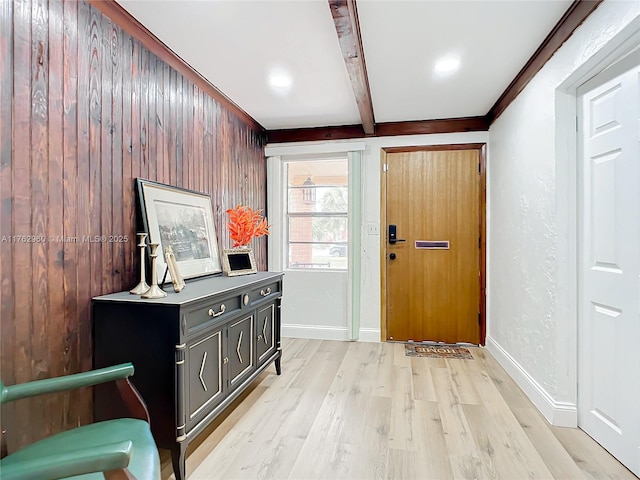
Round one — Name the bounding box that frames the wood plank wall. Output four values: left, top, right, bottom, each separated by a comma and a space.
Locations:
0, 0, 267, 451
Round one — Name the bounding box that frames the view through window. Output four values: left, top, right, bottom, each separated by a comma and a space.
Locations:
286, 158, 348, 270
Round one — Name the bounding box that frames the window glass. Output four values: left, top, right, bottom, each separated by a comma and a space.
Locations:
286, 159, 348, 270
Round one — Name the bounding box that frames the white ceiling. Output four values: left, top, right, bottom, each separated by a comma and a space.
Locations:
117, 0, 573, 130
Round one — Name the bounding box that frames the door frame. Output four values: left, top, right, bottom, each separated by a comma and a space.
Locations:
379, 143, 487, 344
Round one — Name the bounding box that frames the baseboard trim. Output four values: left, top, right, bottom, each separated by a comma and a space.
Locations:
485, 336, 577, 427
358, 328, 381, 343
282, 324, 350, 341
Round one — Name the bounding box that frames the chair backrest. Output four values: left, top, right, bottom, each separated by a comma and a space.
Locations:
0, 364, 134, 406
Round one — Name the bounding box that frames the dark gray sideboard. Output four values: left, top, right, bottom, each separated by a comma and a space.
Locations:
92, 272, 283, 480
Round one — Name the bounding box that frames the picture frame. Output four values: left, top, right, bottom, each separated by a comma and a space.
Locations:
222, 249, 257, 277
136, 179, 222, 284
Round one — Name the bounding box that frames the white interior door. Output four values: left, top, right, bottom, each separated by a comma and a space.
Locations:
578, 50, 640, 477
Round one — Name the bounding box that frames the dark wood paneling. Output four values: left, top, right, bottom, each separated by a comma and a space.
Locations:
30, 0, 51, 441
487, 0, 603, 123
11, 0, 34, 449
328, 0, 375, 135
111, 19, 124, 293
75, 0, 93, 423
47, 0, 65, 437
0, 0, 16, 449
100, 13, 113, 297
121, 35, 134, 285
61, 0, 80, 426
1, 0, 266, 453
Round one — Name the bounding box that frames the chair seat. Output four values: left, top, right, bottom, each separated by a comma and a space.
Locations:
1, 418, 160, 480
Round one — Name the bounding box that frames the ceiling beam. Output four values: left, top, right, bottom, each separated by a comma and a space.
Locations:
88, 0, 265, 133
267, 124, 366, 144
487, 0, 603, 124
328, 0, 375, 135
266, 117, 488, 144
375, 117, 489, 137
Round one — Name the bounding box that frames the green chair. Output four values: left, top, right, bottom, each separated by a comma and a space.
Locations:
0, 363, 160, 480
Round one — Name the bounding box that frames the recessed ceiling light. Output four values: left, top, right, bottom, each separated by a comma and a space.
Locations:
268, 73, 292, 89
434, 56, 461, 75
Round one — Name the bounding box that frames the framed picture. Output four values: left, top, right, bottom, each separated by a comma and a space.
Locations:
222, 249, 257, 277
136, 179, 222, 284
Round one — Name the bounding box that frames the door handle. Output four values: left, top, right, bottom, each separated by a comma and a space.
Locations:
388, 224, 406, 245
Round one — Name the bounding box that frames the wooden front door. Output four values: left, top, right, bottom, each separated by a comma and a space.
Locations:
383, 146, 485, 344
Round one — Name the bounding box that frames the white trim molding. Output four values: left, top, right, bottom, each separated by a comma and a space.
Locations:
358, 328, 381, 343
265, 142, 365, 157
282, 324, 350, 341
348, 151, 363, 340
266, 156, 284, 272
485, 336, 577, 427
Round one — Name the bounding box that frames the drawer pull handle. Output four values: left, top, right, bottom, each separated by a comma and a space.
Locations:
260, 288, 271, 297
208, 304, 226, 317
223, 357, 229, 364
257, 334, 263, 341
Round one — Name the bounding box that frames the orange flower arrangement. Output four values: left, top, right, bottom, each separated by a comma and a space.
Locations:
226, 204, 270, 248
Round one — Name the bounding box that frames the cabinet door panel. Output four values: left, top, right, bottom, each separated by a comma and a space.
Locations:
228, 315, 254, 386
256, 304, 276, 364
187, 328, 223, 430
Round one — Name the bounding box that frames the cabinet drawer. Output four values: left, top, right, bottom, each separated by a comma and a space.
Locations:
249, 281, 281, 305
185, 296, 241, 335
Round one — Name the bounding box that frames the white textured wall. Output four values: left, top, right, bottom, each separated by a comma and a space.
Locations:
488, 0, 639, 414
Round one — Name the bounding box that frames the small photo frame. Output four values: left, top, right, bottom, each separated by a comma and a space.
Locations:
136, 179, 222, 284
222, 249, 257, 277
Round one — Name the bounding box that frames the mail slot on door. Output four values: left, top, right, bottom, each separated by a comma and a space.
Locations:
415, 240, 450, 249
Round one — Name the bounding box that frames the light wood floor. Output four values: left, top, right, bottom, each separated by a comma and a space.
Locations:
161, 338, 637, 480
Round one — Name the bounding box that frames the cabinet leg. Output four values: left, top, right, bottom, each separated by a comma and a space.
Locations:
171, 441, 187, 480
275, 355, 282, 375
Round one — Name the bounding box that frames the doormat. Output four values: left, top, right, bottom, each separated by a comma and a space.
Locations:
405, 343, 474, 359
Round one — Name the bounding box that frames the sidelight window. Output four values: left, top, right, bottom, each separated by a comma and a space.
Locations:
285, 159, 348, 270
